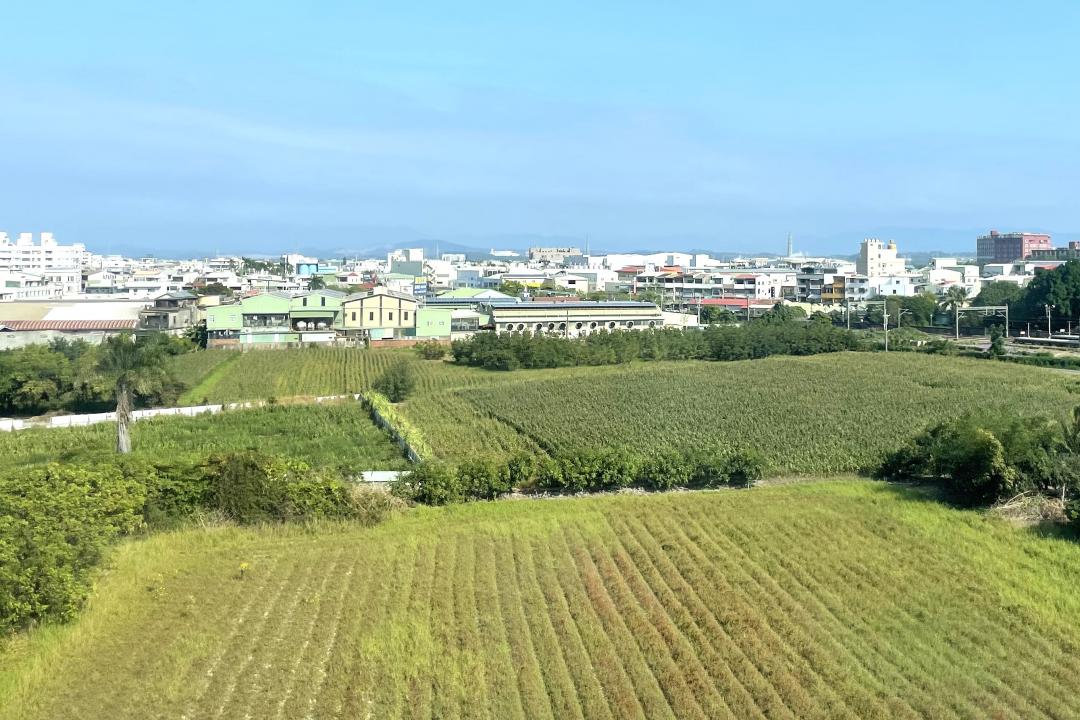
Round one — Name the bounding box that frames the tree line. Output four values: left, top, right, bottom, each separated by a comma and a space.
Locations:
0, 334, 193, 417
450, 310, 860, 371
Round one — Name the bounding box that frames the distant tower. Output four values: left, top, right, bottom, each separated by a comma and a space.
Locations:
786, 233, 793, 258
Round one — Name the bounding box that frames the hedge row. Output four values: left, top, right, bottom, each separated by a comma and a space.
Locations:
392, 448, 767, 505
362, 389, 432, 459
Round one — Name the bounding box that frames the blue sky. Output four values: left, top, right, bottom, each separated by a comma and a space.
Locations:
1, 1, 1078, 255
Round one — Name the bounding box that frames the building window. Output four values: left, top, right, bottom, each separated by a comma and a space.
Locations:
302, 297, 307, 306
388, 312, 394, 320
321, 297, 325, 306
404, 311, 409, 321
369, 311, 374, 321
351, 312, 356, 321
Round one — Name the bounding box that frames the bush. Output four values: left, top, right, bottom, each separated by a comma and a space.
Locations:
373, 360, 416, 402
457, 455, 513, 500
392, 462, 463, 505
0, 464, 146, 631
413, 340, 447, 360
724, 449, 766, 488
201, 451, 361, 523
638, 450, 694, 491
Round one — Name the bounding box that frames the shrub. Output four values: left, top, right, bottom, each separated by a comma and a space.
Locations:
457, 455, 513, 500
392, 462, 463, 505
373, 360, 416, 403
0, 464, 146, 631
638, 450, 694, 491
201, 451, 361, 523
724, 449, 766, 488
413, 340, 446, 360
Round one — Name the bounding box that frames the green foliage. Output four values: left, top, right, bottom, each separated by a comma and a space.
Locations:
876, 412, 1069, 505
724, 449, 767, 488
450, 322, 858, 371
973, 280, 1025, 308
0, 332, 197, 417
0, 464, 146, 631
497, 280, 526, 297
372, 360, 416, 402
1018, 260, 1080, 323
363, 390, 432, 459
200, 451, 366, 523
754, 303, 806, 324
397, 447, 766, 504
989, 325, 1006, 357
392, 461, 464, 505
413, 340, 447, 360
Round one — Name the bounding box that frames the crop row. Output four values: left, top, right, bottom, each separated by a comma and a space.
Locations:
9, 483, 1080, 719
444, 353, 1076, 474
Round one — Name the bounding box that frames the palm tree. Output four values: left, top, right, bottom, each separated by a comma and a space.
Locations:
941, 285, 969, 314
96, 333, 169, 453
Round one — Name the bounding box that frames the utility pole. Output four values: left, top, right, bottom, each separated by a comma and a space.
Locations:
864, 299, 888, 352
1046, 304, 1055, 337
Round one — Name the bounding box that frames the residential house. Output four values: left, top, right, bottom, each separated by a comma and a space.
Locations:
341, 287, 418, 340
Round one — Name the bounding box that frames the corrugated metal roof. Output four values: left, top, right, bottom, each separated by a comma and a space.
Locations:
0, 319, 138, 331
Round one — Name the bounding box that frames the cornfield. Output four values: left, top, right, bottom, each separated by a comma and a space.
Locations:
401, 353, 1078, 473
5, 481, 1080, 719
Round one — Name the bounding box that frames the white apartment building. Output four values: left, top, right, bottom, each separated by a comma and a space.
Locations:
0, 271, 62, 301
42, 268, 83, 296
0, 232, 90, 272
870, 275, 920, 297
857, 239, 906, 277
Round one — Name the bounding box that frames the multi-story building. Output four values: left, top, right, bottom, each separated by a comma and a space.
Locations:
486, 301, 662, 337
527, 247, 582, 264
976, 230, 1052, 263
341, 287, 419, 340
138, 291, 200, 333
0, 271, 61, 301
856, 239, 906, 277
1028, 242, 1080, 262
0, 232, 90, 273
204, 290, 345, 347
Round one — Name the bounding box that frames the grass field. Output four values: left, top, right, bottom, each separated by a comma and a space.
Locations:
3, 480, 1080, 719
0, 402, 408, 473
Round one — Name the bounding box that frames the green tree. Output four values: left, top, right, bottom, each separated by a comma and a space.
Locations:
1018, 261, 1080, 322
940, 286, 969, 314
95, 333, 171, 453
308, 275, 327, 290
988, 325, 1006, 358
498, 280, 526, 297
899, 293, 938, 326
973, 280, 1024, 308
373, 360, 416, 403
195, 282, 232, 297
